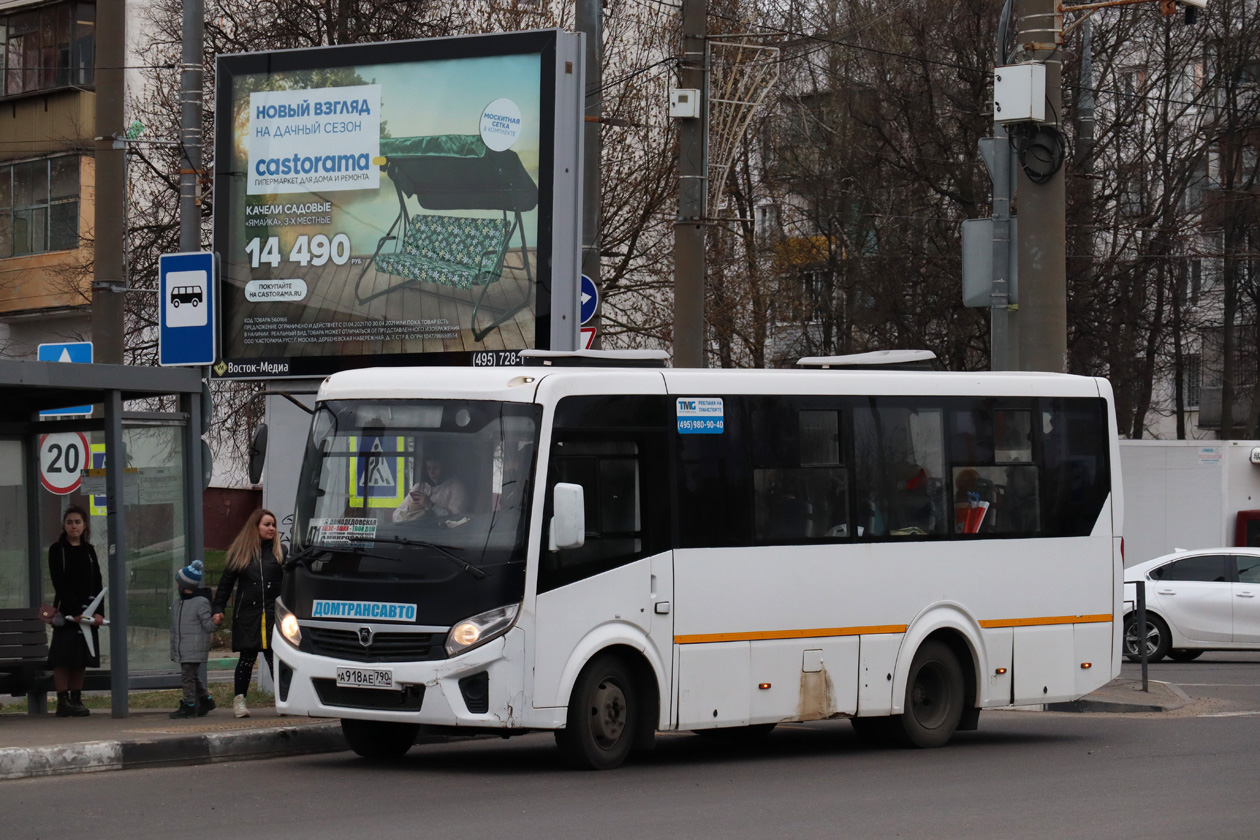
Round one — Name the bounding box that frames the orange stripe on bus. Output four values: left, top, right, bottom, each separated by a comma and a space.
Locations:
674, 625, 908, 645
978, 614, 1113, 629
674, 614, 1113, 645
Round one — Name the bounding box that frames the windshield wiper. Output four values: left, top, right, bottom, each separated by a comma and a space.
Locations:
284, 543, 334, 570
318, 535, 490, 580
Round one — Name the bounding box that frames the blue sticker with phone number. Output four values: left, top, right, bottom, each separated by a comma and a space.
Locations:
677, 397, 724, 434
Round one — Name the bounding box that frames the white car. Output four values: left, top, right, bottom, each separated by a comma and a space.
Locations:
1123, 548, 1260, 662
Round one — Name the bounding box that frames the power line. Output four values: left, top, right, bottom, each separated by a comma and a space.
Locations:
705, 7, 1236, 114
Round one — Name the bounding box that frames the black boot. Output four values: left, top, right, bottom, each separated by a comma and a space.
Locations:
170, 700, 197, 719
67, 690, 90, 717
56, 691, 73, 717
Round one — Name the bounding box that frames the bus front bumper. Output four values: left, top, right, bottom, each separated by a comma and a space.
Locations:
271, 627, 527, 728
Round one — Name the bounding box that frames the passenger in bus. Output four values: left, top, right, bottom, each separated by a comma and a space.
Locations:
393, 454, 470, 522
888, 464, 935, 535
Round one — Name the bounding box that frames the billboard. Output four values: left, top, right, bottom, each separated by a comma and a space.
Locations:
212, 30, 583, 379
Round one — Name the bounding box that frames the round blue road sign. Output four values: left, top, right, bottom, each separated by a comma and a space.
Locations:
580, 275, 599, 325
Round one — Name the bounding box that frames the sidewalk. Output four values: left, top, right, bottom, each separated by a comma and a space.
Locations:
0, 676, 1191, 781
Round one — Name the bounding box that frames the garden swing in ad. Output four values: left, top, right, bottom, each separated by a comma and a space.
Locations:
354, 135, 540, 342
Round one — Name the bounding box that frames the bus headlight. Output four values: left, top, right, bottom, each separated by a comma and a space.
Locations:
276, 598, 302, 647
445, 603, 520, 657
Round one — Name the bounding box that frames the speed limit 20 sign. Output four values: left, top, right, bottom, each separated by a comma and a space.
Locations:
39, 432, 89, 495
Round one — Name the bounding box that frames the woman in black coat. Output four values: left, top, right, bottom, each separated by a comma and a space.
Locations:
47, 504, 103, 717
212, 508, 285, 718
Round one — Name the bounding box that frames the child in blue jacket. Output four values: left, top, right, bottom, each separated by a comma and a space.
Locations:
170, 560, 218, 718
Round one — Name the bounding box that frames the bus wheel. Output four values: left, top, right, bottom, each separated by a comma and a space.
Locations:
340, 718, 419, 760
898, 640, 964, 748
556, 653, 638, 770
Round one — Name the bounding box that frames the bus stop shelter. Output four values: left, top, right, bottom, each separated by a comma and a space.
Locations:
0, 359, 206, 717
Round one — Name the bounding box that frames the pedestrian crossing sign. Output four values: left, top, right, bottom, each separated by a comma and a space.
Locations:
348, 436, 407, 508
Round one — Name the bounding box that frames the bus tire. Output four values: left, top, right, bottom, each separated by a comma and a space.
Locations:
555, 653, 638, 770
1123, 613, 1171, 663
897, 639, 963, 748
340, 718, 419, 760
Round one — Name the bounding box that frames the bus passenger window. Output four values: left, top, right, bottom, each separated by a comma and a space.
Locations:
1041, 399, 1109, 537
755, 469, 808, 541
755, 466, 849, 542
952, 464, 1040, 535
854, 403, 947, 538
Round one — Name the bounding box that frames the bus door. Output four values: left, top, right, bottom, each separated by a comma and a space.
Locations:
532, 419, 673, 720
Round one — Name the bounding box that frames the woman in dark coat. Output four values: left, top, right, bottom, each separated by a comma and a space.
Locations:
212, 508, 286, 718
47, 504, 103, 718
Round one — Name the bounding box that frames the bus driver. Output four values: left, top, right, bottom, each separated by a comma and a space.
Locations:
393, 454, 469, 522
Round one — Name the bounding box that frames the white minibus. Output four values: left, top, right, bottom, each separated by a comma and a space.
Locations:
272, 352, 1123, 769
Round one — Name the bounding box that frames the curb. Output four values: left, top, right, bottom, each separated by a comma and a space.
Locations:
1044, 680, 1192, 714
0, 722, 346, 781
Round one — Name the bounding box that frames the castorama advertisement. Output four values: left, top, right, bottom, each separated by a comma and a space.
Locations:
212, 30, 583, 380
246, 86, 382, 195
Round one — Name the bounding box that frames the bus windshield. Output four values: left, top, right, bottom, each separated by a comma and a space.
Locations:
292, 399, 541, 582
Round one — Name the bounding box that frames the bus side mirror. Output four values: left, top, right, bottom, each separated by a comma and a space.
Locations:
549, 482, 586, 551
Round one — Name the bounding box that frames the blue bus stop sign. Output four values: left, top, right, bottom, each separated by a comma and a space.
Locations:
37, 341, 93, 416
580, 275, 599, 325
160, 252, 216, 366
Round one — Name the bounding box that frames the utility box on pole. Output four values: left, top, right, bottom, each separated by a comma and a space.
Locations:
993, 64, 1046, 123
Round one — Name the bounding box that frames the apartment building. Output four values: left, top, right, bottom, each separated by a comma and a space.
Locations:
0, 0, 96, 357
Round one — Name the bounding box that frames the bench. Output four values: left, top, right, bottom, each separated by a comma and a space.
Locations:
0, 608, 52, 713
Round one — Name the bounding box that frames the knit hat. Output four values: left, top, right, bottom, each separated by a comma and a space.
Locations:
176, 559, 204, 589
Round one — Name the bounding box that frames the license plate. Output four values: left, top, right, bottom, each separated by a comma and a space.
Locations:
336, 666, 395, 690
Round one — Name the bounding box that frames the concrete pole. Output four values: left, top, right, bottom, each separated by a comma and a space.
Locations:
180, 0, 204, 254
1013, 0, 1066, 372
577, 0, 602, 349
91, 0, 127, 365
673, 0, 707, 368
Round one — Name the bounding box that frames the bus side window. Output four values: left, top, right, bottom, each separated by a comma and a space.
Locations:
754, 466, 849, 541
948, 404, 1041, 536
854, 402, 947, 538
540, 439, 646, 592
1041, 398, 1109, 537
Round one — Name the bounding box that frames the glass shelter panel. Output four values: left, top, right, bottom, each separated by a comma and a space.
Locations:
38, 425, 187, 675
0, 439, 28, 608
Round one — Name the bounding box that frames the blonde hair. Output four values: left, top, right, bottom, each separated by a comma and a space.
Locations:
225, 508, 282, 571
